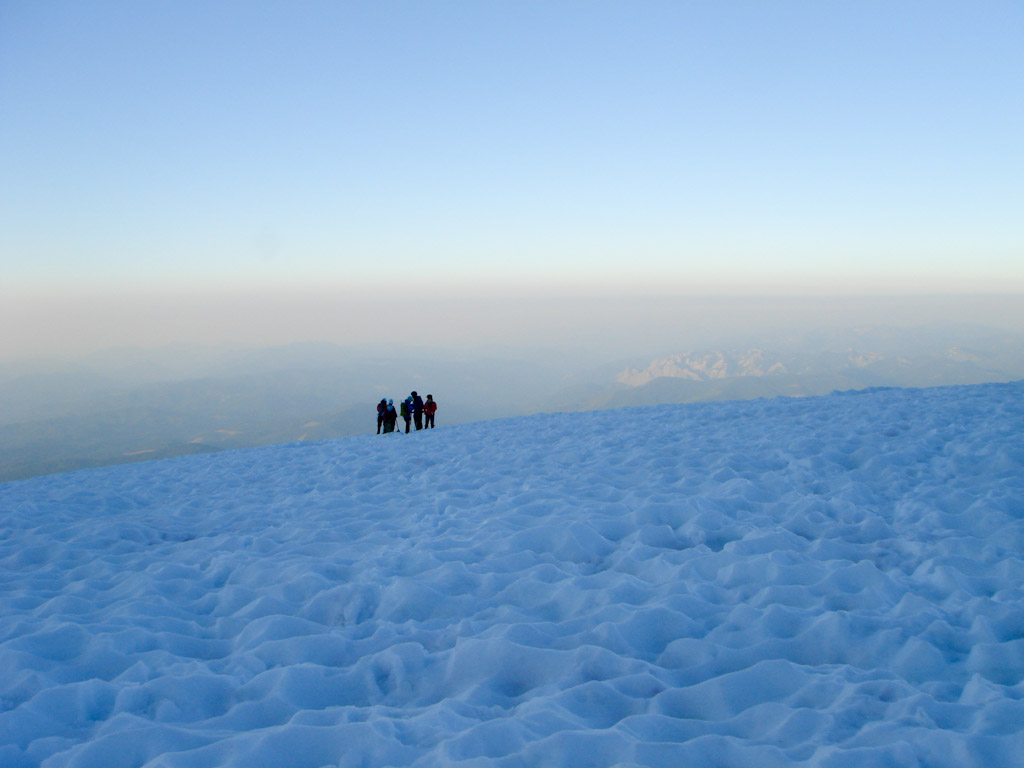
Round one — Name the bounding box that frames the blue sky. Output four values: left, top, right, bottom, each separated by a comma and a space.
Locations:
1, 2, 1023, 353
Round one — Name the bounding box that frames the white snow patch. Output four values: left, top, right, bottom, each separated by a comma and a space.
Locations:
1, 382, 1023, 767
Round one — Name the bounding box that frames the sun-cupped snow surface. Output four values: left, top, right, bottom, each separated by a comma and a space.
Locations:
1, 382, 1023, 768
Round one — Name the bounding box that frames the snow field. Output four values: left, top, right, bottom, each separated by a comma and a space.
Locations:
1, 382, 1023, 767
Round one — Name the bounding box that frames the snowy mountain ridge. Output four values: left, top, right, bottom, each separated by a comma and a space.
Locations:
1, 382, 1023, 767
616, 346, 970, 387
616, 349, 792, 386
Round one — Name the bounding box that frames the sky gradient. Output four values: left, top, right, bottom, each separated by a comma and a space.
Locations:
2, 1, 1023, 354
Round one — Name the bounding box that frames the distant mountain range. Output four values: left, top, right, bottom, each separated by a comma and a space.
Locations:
545, 326, 1024, 411
614, 342, 1011, 390
616, 349, 796, 386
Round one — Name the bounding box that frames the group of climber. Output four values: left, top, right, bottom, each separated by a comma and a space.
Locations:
376, 392, 437, 434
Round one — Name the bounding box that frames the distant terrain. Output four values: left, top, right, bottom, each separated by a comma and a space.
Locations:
1, 324, 1023, 483
0, 344, 580, 483
551, 325, 1024, 412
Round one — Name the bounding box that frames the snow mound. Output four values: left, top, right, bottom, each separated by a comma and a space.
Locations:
2, 382, 1023, 767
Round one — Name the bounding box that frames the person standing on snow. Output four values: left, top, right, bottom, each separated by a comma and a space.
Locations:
376, 398, 387, 434
400, 397, 413, 434
424, 394, 437, 429
411, 391, 425, 431
384, 399, 398, 433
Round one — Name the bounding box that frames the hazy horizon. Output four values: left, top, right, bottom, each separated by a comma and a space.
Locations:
3, 296, 1024, 483
4, 290, 1024, 363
